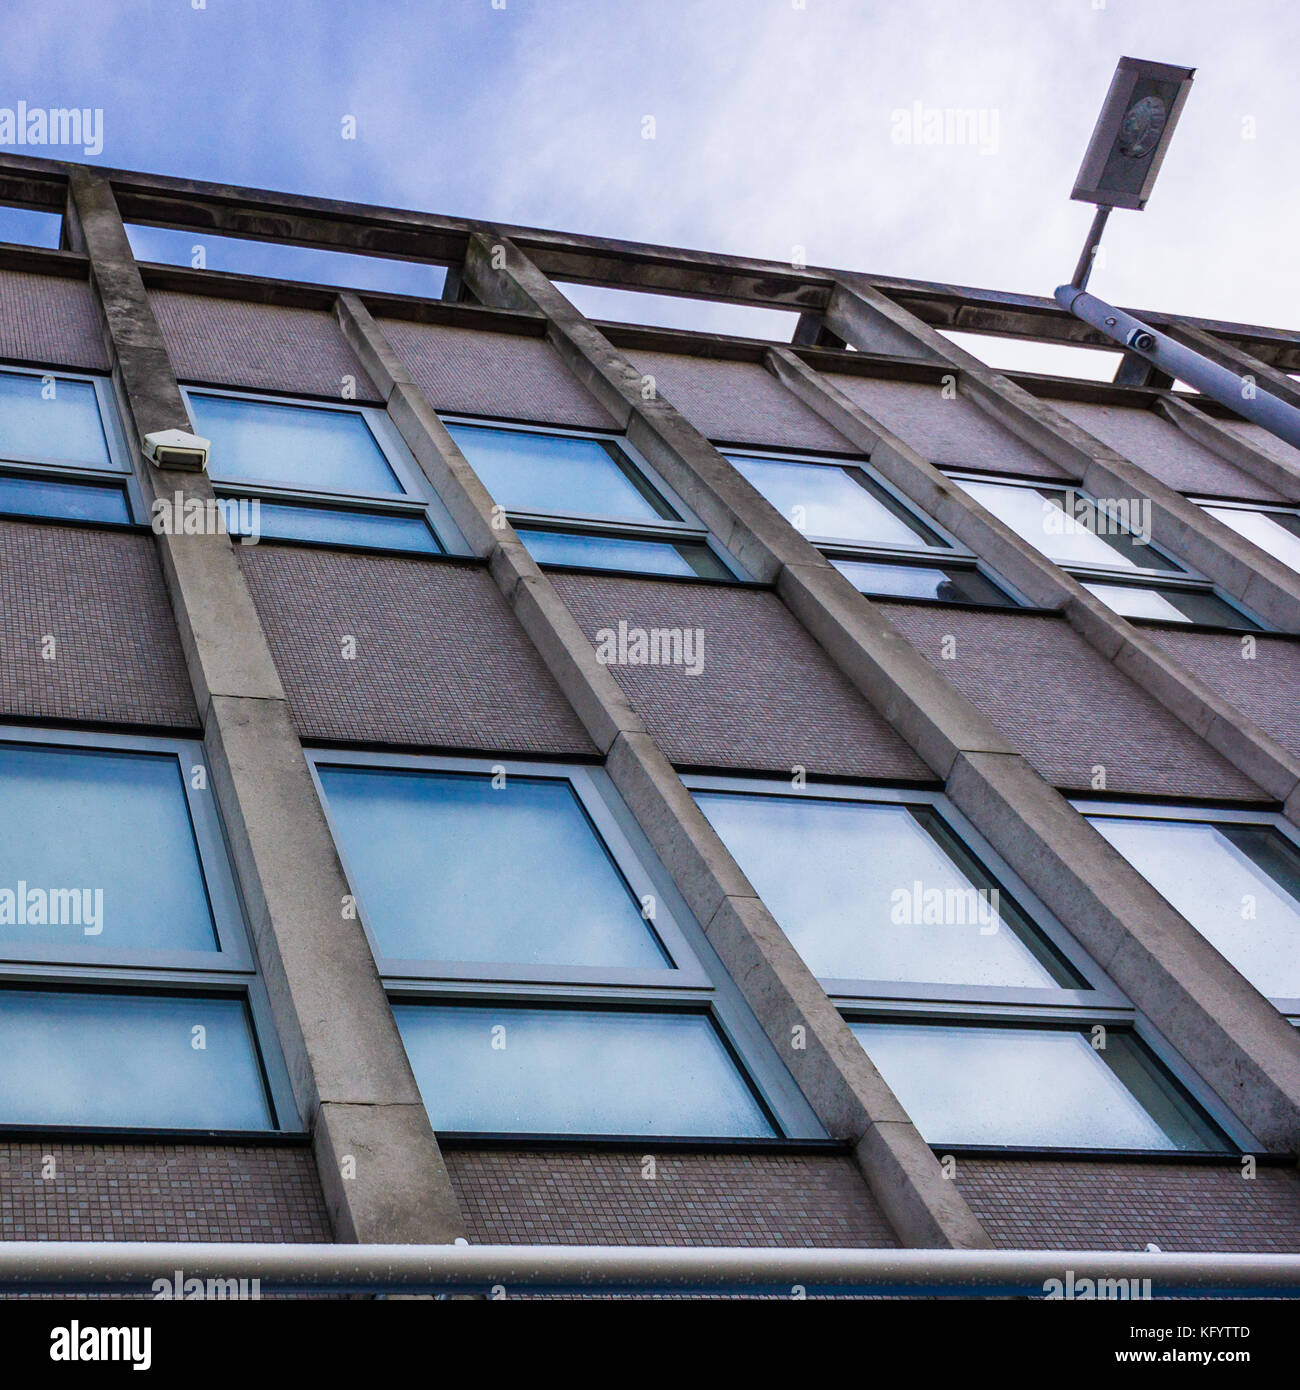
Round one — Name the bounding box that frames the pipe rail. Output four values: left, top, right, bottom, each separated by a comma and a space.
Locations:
2, 1242, 1299, 1297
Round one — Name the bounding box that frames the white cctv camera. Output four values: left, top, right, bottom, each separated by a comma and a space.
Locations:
143, 429, 210, 471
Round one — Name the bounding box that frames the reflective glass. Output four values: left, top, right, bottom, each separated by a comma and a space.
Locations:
517, 527, 728, 578
192, 394, 403, 495
447, 424, 677, 522
396, 1003, 774, 1136
0, 990, 272, 1129
850, 1022, 1222, 1149
0, 372, 111, 468
227, 498, 440, 553
0, 743, 218, 953
317, 767, 668, 968
694, 792, 1074, 988
959, 479, 1180, 571
1205, 506, 1300, 576
1081, 581, 1254, 627
729, 453, 942, 548
833, 557, 1010, 605
0, 473, 130, 524
1090, 815, 1300, 999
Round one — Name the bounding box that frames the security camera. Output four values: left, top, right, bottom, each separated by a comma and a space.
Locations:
143, 429, 210, 471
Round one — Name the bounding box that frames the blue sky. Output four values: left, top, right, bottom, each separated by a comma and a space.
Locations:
0, 0, 1294, 366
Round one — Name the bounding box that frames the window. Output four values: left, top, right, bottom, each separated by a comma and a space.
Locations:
445, 420, 736, 579
848, 1022, 1223, 1150
185, 388, 469, 556
691, 776, 1237, 1151
954, 474, 1260, 629
1083, 803, 1300, 1014
0, 366, 138, 525
727, 450, 1016, 606
0, 727, 293, 1131
1199, 500, 1300, 576
310, 752, 822, 1138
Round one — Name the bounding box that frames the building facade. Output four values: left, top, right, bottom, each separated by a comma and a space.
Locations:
0, 155, 1299, 1288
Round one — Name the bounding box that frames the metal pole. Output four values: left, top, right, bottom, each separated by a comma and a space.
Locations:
1056, 283, 1300, 452
1, 1241, 1299, 1297
1070, 206, 1111, 291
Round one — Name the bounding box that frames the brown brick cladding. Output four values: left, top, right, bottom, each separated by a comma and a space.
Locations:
238, 545, 597, 756
875, 601, 1263, 799
1144, 629, 1300, 760
956, 1158, 1300, 1252
446, 1147, 898, 1247
0, 268, 108, 372
1055, 400, 1292, 503
378, 318, 619, 428
150, 290, 382, 402
551, 572, 931, 780
0, 1141, 331, 1242
625, 350, 856, 452
822, 373, 1071, 479
0, 519, 198, 729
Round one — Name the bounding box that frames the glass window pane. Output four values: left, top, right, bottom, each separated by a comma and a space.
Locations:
0, 373, 111, 468
729, 454, 943, 548
1089, 815, 1300, 999
833, 557, 1011, 605
0, 990, 272, 1129
959, 479, 1181, 572
447, 424, 677, 522
0, 473, 130, 524
517, 527, 728, 579
850, 1022, 1221, 1149
191, 394, 404, 496
0, 743, 218, 953
1082, 582, 1255, 628
1205, 506, 1300, 575
317, 767, 668, 968
396, 1003, 774, 1136
694, 792, 1075, 988
227, 498, 440, 553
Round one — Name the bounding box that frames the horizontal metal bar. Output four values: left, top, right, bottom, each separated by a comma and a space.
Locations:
1, 1242, 1298, 1297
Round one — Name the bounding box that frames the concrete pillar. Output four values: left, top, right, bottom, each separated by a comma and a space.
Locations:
65, 169, 465, 1245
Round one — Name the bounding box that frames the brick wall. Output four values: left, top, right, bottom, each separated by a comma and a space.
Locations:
446, 1146, 898, 1247
876, 601, 1262, 798
0, 1140, 331, 1242
0, 520, 197, 729
823, 374, 1071, 479
553, 572, 931, 780
0, 268, 108, 371
239, 546, 597, 755
151, 290, 382, 402
379, 319, 617, 428
955, 1157, 1300, 1252
626, 350, 855, 452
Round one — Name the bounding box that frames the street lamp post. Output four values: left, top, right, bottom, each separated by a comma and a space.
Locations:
1054, 56, 1300, 452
